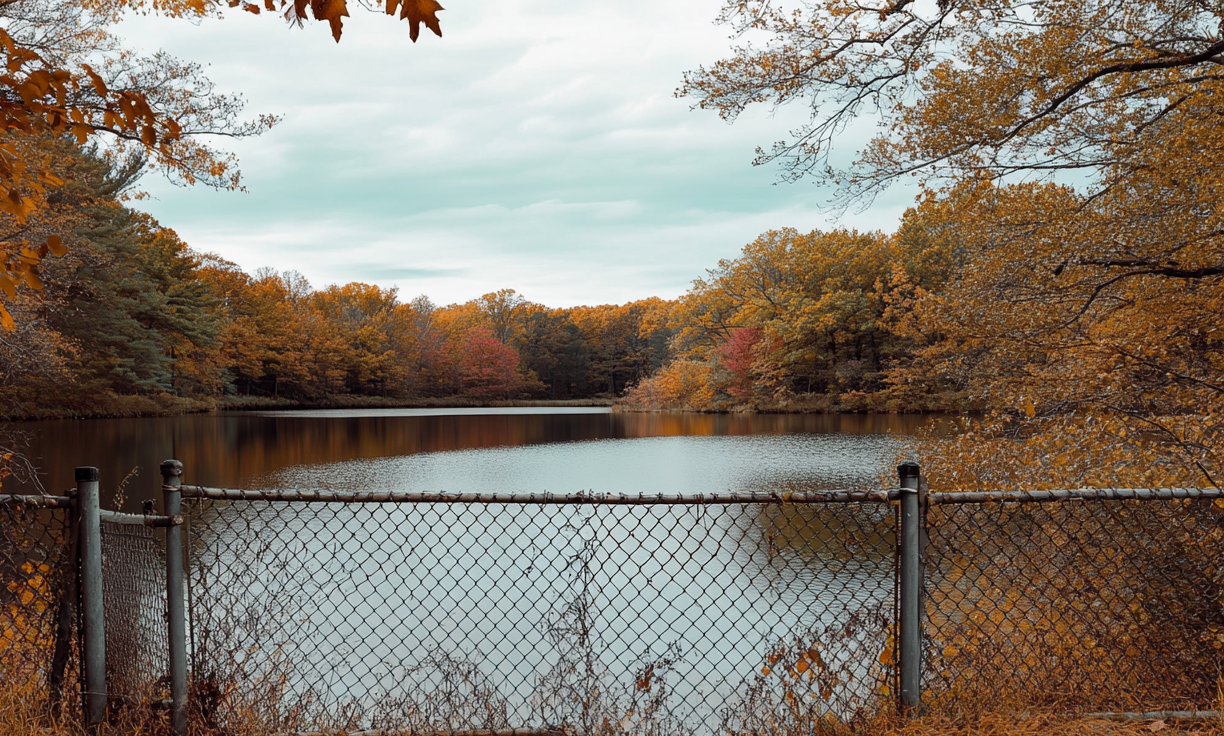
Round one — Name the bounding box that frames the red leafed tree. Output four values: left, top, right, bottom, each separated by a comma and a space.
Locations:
458, 327, 521, 399
717, 326, 762, 402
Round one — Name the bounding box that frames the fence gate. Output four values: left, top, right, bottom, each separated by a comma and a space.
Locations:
0, 464, 188, 734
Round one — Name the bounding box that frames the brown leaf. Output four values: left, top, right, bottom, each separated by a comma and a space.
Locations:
399, 0, 443, 42
45, 235, 65, 257
308, 0, 348, 40
1147, 721, 1167, 733
635, 664, 654, 692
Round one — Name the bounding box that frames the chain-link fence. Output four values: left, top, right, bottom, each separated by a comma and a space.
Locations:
183, 491, 900, 735
0, 495, 77, 714
181, 483, 1224, 733
924, 492, 1224, 714
2, 469, 184, 733
6, 466, 1224, 734
100, 518, 170, 710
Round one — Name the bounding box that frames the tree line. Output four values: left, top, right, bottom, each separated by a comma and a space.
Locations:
0, 136, 965, 420
0, 140, 685, 418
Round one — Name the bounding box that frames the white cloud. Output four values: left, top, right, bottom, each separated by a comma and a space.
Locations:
115, 0, 919, 307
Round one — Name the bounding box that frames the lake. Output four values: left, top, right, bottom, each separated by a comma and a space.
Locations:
10, 408, 931, 506
12, 408, 933, 732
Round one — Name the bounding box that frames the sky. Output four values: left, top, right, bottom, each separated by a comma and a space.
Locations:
118, 0, 919, 307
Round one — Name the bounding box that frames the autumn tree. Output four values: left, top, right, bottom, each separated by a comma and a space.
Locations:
515, 309, 590, 398
570, 299, 675, 396
681, 0, 1223, 200
0, 0, 444, 328
310, 282, 419, 396
0, 141, 229, 416
626, 226, 951, 411
457, 326, 522, 399
476, 289, 532, 345
683, 0, 1224, 485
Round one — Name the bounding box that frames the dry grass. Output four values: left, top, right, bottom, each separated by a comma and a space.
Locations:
878, 711, 1224, 736
4, 692, 1223, 736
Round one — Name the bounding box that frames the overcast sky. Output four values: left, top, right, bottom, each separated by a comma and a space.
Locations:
118, 0, 918, 307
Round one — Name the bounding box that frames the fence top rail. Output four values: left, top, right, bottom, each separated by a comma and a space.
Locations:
177, 485, 1224, 506
0, 493, 74, 509
179, 485, 901, 504
928, 486, 1222, 504
98, 508, 183, 527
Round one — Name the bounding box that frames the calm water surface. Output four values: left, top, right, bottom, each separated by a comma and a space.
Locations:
12, 408, 933, 506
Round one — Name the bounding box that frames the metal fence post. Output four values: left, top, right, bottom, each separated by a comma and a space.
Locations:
898, 461, 922, 714
76, 466, 106, 729
162, 460, 188, 735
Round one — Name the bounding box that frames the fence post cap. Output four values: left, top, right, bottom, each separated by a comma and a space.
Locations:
160, 459, 183, 478
897, 461, 921, 482
75, 466, 99, 482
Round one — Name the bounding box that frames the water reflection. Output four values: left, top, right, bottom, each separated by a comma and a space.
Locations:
12, 409, 934, 509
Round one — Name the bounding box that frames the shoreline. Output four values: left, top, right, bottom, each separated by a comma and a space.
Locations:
3, 392, 969, 422
3, 396, 618, 423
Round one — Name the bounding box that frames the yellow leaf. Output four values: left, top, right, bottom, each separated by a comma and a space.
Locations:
23, 266, 41, 290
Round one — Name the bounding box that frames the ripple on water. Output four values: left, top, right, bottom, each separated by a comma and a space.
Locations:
260, 433, 906, 494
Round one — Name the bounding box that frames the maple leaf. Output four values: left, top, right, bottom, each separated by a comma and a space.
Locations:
308, 0, 350, 41
386, 0, 443, 41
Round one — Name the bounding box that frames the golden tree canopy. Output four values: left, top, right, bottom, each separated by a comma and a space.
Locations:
681, 0, 1224, 200
684, 0, 1224, 486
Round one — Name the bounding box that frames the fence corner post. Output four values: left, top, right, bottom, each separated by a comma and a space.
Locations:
161, 459, 188, 736
897, 461, 923, 715
76, 466, 106, 730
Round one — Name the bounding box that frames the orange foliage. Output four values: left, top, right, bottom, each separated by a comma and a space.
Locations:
681, 0, 1224, 483
457, 327, 523, 399
623, 227, 953, 411
620, 359, 715, 411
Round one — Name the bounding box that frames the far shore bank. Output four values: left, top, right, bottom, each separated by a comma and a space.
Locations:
3, 396, 615, 423
4, 390, 969, 423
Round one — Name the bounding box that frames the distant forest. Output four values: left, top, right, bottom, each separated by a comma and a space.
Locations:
2, 140, 961, 419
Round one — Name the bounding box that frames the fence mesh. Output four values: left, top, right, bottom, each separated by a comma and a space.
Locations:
924, 496, 1224, 713
0, 500, 77, 711
100, 519, 170, 710
184, 496, 898, 735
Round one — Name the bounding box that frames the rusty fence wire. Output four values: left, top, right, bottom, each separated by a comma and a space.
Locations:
0, 496, 77, 712
100, 518, 170, 710
924, 493, 1224, 714
182, 491, 900, 735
